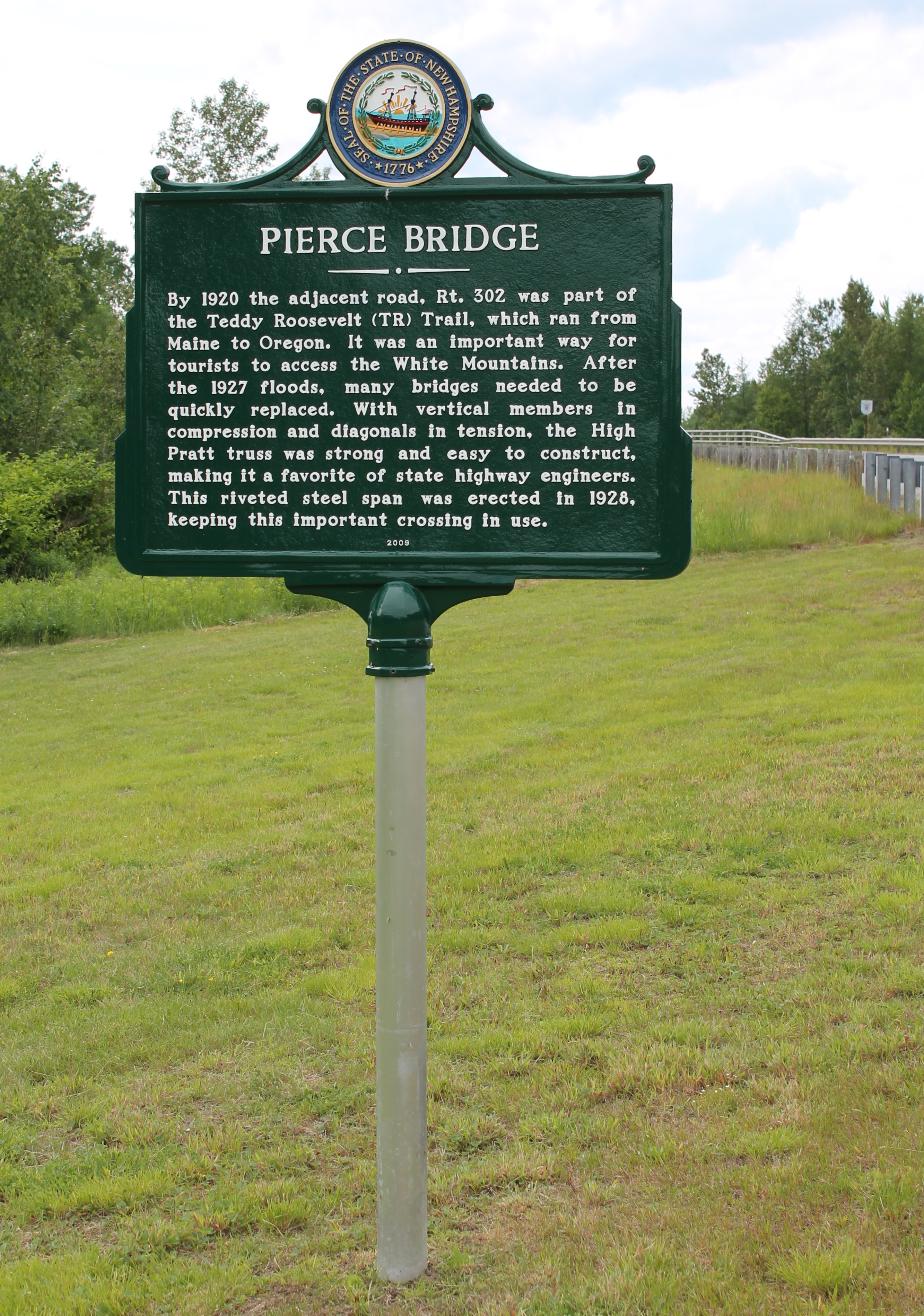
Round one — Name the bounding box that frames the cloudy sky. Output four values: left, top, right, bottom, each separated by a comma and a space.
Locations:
4, 1, 922, 402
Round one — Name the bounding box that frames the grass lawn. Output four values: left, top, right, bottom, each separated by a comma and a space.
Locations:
1, 511, 923, 1310
0, 461, 910, 647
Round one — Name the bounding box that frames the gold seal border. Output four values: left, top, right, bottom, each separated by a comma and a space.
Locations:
326, 38, 473, 188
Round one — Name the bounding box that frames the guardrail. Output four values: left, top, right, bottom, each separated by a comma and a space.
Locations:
863, 452, 924, 518
692, 438, 924, 522
687, 429, 924, 450
686, 428, 787, 443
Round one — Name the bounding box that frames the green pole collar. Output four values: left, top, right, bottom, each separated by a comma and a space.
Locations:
366, 581, 434, 678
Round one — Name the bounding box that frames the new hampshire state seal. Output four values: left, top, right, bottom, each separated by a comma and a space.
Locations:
326, 40, 472, 187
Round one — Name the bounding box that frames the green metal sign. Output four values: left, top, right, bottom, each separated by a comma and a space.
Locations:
114, 42, 692, 1284
116, 55, 690, 597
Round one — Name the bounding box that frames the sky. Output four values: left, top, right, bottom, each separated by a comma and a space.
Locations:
4, 1, 923, 404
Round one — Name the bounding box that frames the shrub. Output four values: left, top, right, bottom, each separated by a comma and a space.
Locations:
0, 450, 113, 579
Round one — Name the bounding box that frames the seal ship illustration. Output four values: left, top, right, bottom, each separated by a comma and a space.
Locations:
360, 86, 439, 141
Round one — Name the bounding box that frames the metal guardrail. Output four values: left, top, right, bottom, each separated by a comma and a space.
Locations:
686, 428, 786, 443
687, 428, 924, 450
863, 452, 924, 519
789, 437, 924, 449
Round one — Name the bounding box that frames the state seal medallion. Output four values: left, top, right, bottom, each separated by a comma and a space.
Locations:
326, 40, 472, 187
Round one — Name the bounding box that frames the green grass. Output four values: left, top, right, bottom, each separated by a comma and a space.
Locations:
693, 461, 910, 552
0, 559, 335, 646
1, 533, 923, 1312
773, 1239, 873, 1301
0, 461, 911, 646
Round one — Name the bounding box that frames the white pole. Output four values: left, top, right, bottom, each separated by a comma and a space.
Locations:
375, 674, 427, 1282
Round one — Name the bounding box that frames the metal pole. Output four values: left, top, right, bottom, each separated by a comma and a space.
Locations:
374, 675, 428, 1282
364, 580, 434, 1283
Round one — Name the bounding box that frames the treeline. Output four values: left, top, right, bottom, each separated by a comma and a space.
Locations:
0, 162, 128, 577
0, 80, 290, 581
686, 280, 924, 438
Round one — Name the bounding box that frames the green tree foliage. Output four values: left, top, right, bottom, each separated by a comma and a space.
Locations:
0, 162, 130, 460
688, 281, 924, 437
756, 295, 836, 437
686, 352, 758, 431
725, 359, 760, 428
2, 84, 329, 578
811, 280, 877, 435
876, 294, 924, 433
689, 349, 736, 426
0, 449, 113, 579
152, 78, 278, 183
891, 372, 924, 436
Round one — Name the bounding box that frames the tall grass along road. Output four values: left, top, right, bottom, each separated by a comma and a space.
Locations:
0, 462, 910, 647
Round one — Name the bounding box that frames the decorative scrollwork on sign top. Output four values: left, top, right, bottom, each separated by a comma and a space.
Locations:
461, 95, 656, 186
151, 92, 655, 191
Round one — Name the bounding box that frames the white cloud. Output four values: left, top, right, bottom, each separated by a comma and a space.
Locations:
677, 179, 924, 390
3, 3, 922, 405
503, 14, 924, 394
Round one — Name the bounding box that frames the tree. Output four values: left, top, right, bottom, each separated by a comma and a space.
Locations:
755, 294, 835, 436
723, 359, 759, 429
888, 295, 924, 398
685, 351, 759, 430
812, 279, 877, 435
0, 161, 130, 459
688, 349, 736, 426
152, 79, 278, 183
689, 280, 924, 440
861, 293, 924, 434
891, 371, 924, 436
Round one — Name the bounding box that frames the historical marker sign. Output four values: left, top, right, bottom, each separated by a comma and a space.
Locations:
115, 42, 692, 1285
116, 48, 689, 591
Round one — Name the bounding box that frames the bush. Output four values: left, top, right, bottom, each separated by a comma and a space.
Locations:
0, 450, 113, 578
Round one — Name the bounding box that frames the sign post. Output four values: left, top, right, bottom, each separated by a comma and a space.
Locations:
368, 582, 432, 1280
116, 38, 691, 1282
375, 666, 427, 1280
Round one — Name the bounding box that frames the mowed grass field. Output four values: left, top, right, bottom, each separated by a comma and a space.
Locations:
2, 475, 924, 1312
